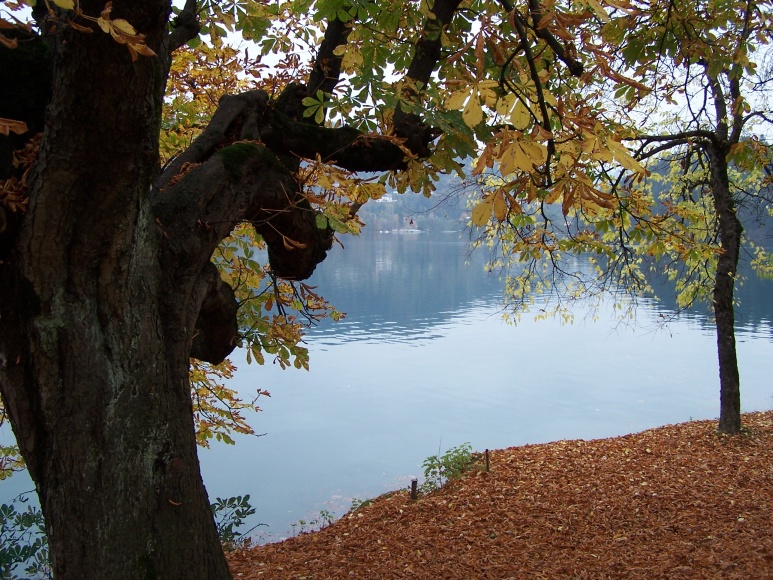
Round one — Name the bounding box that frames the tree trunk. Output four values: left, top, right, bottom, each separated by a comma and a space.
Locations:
708, 144, 743, 434
0, 3, 232, 577
0, 1, 449, 576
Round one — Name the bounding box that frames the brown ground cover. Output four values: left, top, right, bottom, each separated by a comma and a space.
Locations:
228, 411, 773, 579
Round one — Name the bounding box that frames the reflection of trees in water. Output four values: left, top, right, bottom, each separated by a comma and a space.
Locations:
645, 256, 773, 335
306, 235, 773, 341
306, 233, 502, 339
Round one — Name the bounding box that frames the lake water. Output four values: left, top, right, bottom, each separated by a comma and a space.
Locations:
200, 231, 772, 541
2, 231, 772, 543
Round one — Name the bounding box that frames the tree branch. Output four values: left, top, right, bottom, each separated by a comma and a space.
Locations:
511, 8, 554, 181
154, 139, 332, 281
629, 130, 716, 144
261, 109, 413, 172
392, 0, 464, 158
307, 17, 353, 98
497, 0, 584, 77
163, 0, 200, 57
190, 261, 238, 364
155, 90, 270, 192
526, 0, 583, 77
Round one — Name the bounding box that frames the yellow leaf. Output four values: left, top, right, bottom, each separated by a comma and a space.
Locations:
592, 144, 614, 163
606, 139, 645, 173
581, 133, 597, 155
445, 88, 470, 111
478, 80, 499, 108
545, 186, 562, 204
512, 143, 535, 172
462, 93, 483, 127
493, 191, 508, 221
112, 18, 138, 36
561, 184, 575, 215
543, 90, 557, 108
533, 125, 554, 141
498, 143, 517, 176
341, 47, 363, 72
473, 149, 493, 175
361, 182, 386, 200
130, 43, 157, 58
585, 0, 609, 21
520, 141, 548, 166
52, 0, 75, 8
510, 100, 531, 130
480, 86, 498, 108
495, 94, 515, 117
471, 198, 493, 226
110, 26, 129, 44
97, 17, 111, 34
317, 171, 333, 189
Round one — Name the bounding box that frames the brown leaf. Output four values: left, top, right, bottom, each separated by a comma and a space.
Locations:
0, 118, 27, 136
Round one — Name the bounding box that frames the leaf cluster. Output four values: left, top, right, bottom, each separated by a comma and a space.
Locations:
210, 494, 262, 550
0, 494, 50, 579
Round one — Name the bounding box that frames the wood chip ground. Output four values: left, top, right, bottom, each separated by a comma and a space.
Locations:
228, 411, 773, 579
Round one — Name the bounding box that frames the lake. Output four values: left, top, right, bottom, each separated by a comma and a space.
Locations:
1, 231, 771, 543
200, 231, 772, 541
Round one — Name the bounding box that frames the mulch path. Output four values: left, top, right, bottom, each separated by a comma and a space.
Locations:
228, 411, 773, 579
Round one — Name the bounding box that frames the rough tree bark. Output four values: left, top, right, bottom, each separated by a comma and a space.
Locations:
0, 1, 457, 578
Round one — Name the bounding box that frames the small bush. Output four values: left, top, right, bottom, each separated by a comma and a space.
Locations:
210, 495, 264, 550
419, 442, 478, 494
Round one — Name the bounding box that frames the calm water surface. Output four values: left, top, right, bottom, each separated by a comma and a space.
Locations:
1, 232, 771, 542
200, 232, 772, 541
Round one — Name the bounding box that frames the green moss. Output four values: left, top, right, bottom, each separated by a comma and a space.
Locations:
215, 142, 262, 183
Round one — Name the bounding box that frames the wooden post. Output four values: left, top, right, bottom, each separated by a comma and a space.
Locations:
410, 477, 418, 500
485, 449, 490, 472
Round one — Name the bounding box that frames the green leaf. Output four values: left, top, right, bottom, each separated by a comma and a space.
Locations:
328, 217, 348, 233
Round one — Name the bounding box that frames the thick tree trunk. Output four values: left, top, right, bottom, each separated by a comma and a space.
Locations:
0, 1, 449, 576
0, 3, 232, 578
708, 144, 743, 434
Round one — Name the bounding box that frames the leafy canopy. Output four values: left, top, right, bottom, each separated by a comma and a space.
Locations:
2, 0, 771, 451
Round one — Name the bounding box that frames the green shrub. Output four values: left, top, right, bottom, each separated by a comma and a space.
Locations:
419, 442, 478, 494
210, 494, 263, 550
